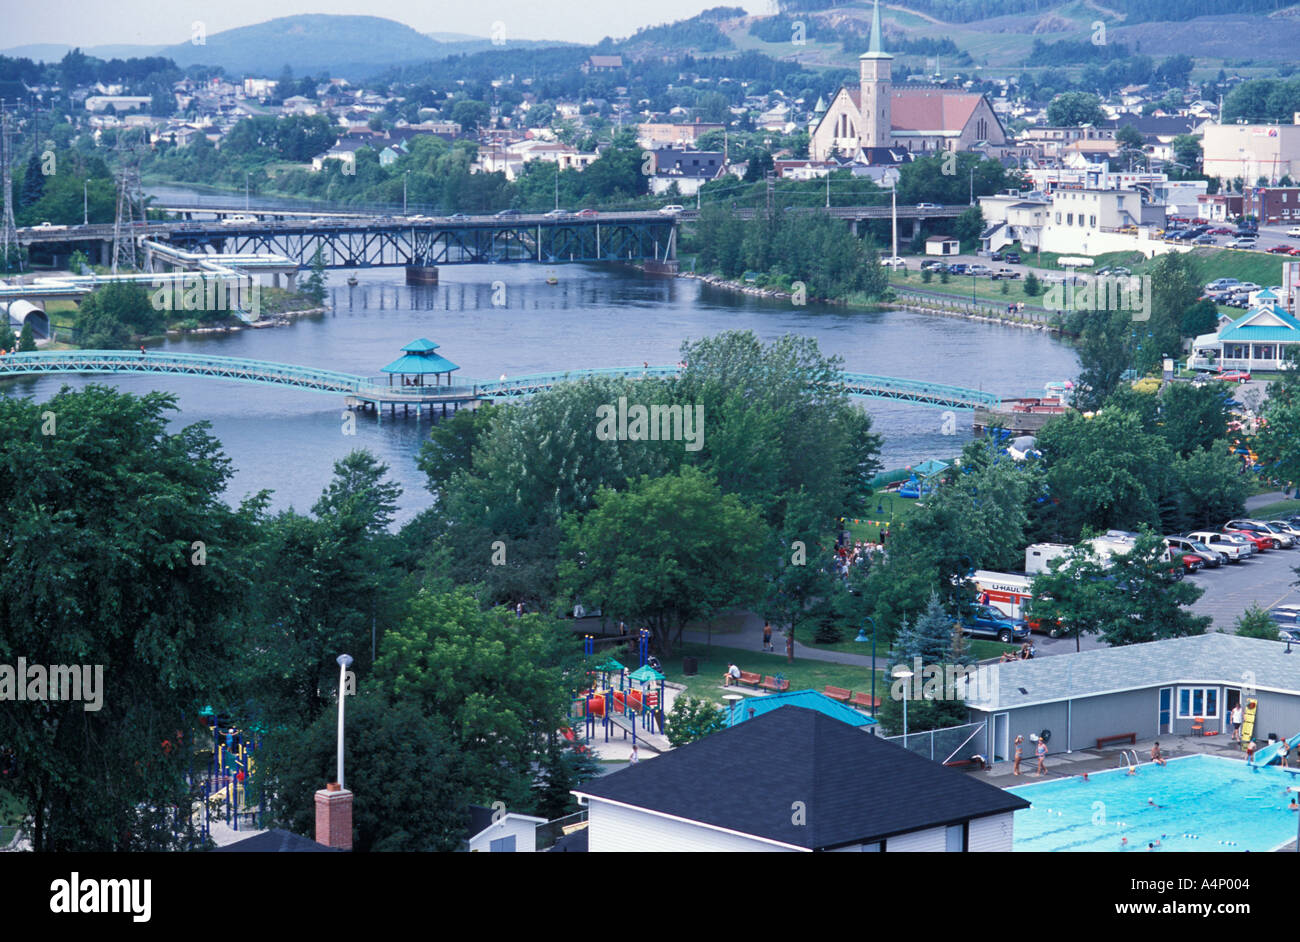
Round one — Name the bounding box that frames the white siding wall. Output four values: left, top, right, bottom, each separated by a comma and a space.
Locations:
884, 826, 946, 852
468, 817, 539, 853
968, 813, 1014, 852
587, 800, 795, 852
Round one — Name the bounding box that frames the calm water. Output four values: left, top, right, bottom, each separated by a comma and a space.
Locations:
12, 262, 1077, 524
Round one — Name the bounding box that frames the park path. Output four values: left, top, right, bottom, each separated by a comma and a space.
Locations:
681, 610, 884, 669
1246, 491, 1292, 511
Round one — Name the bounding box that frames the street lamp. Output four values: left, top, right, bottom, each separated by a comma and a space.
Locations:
851, 616, 879, 717
335, 654, 353, 788
892, 665, 914, 745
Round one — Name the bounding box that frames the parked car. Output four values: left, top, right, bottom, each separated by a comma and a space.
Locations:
1194, 234, 1216, 245
1165, 535, 1225, 568
1268, 244, 1293, 254
958, 604, 1032, 644
1215, 370, 1252, 383
1225, 519, 1295, 548
1186, 530, 1254, 561
990, 251, 1004, 262
920, 259, 948, 271
1004, 252, 1022, 264
1206, 278, 1241, 292
946, 263, 969, 275
966, 264, 992, 276
1228, 237, 1258, 248
1223, 528, 1273, 552
880, 256, 908, 268
1209, 227, 1234, 235
990, 268, 1021, 280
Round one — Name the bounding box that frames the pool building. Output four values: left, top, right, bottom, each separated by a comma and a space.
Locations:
961, 633, 1300, 762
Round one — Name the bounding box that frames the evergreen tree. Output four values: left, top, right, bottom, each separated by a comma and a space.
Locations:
19, 152, 44, 208
302, 247, 327, 305
17, 320, 36, 352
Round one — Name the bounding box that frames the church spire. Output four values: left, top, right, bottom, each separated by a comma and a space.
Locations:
861, 0, 892, 60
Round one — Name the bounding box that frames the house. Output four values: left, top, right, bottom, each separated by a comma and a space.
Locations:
465, 805, 547, 852
962, 633, 1300, 760
926, 235, 960, 256
83, 95, 152, 113
583, 55, 623, 73
810, 1, 1008, 162
978, 192, 1050, 253
1038, 185, 1171, 256
648, 148, 723, 196
636, 120, 724, 150
1197, 192, 1243, 222
573, 706, 1028, 852
1190, 290, 1300, 371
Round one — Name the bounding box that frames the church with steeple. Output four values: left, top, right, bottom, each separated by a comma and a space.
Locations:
809, 0, 1010, 162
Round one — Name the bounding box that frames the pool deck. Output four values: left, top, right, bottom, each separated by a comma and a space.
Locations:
973, 734, 1300, 850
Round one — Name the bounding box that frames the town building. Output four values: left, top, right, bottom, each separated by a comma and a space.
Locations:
1202, 120, 1300, 186
1196, 192, 1243, 222
1190, 284, 1300, 371
574, 706, 1027, 852
1242, 186, 1300, 223
963, 633, 1300, 759
810, 1, 1009, 162
636, 120, 724, 150
647, 148, 723, 196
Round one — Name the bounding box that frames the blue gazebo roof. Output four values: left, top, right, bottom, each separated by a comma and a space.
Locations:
381, 338, 459, 374
723, 690, 878, 729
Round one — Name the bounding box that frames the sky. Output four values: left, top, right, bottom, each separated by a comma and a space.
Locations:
3, 0, 777, 50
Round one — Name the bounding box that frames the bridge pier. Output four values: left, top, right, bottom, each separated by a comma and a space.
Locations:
912, 218, 922, 240
405, 265, 439, 285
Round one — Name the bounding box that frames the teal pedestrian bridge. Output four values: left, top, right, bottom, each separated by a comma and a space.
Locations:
0, 351, 1001, 412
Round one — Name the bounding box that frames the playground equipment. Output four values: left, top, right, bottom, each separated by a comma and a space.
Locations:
197, 706, 266, 839
1249, 731, 1300, 768
573, 630, 668, 748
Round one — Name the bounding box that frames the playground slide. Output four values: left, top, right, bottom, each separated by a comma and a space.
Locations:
1249, 731, 1300, 767
1241, 699, 1258, 747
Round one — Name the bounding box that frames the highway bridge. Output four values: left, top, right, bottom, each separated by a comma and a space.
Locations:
0, 351, 1001, 412
11, 203, 969, 277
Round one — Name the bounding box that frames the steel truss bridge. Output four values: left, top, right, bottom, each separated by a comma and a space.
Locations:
0, 352, 1001, 411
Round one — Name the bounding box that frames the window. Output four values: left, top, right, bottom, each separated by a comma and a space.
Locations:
1090, 216, 1097, 227
1177, 686, 1220, 719
1067, 213, 1073, 225
489, 834, 517, 852
946, 823, 968, 852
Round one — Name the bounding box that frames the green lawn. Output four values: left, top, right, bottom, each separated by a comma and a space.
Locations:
1251, 498, 1300, 519
662, 642, 885, 706
844, 491, 919, 542
808, 635, 1017, 661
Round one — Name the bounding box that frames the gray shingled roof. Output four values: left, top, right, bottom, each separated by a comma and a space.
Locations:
574, 706, 1027, 849
964, 633, 1300, 713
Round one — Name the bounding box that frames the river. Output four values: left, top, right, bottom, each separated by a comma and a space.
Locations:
13, 192, 1079, 524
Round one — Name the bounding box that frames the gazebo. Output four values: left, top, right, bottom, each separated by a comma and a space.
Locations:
381, 338, 460, 388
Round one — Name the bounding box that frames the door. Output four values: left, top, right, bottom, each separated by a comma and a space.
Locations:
1158, 687, 1173, 735
993, 712, 1010, 762
1225, 688, 1241, 736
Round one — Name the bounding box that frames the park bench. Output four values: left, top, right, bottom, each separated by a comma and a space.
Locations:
733, 671, 763, 689
849, 691, 880, 710
762, 675, 790, 693
1096, 732, 1137, 750
824, 685, 851, 703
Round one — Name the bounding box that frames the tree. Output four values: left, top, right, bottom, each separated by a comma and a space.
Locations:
302, 247, 327, 305
17, 320, 36, 352
1047, 92, 1106, 127
1235, 604, 1279, 640
74, 281, 162, 346
19, 152, 45, 208
0, 386, 249, 850
415, 402, 499, 498
892, 591, 957, 665
558, 467, 768, 656
1023, 271, 1041, 297
666, 695, 726, 747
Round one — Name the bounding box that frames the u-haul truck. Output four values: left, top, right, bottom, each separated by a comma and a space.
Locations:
968, 570, 1035, 620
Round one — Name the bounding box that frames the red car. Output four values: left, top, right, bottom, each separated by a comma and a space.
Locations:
1268, 245, 1292, 254
1287, 247, 1300, 256
1209, 227, 1234, 235
1178, 553, 1204, 574
1216, 370, 1251, 383
576, 208, 599, 217
1225, 528, 1272, 551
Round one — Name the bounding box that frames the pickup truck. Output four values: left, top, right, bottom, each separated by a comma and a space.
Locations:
990, 268, 1021, 280
959, 604, 1031, 644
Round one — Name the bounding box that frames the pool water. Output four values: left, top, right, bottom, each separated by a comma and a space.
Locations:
1009, 754, 1300, 852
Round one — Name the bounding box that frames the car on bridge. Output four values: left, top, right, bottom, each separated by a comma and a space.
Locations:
32, 221, 66, 230
448, 213, 470, 221
576, 208, 599, 217
915, 202, 942, 210
658, 205, 685, 215
544, 209, 571, 218
494, 208, 522, 218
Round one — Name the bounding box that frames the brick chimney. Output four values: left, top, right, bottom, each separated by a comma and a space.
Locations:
315, 783, 353, 851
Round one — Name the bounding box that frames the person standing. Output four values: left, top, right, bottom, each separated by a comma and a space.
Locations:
1013, 735, 1024, 776
1230, 702, 1244, 743
1035, 737, 1048, 776
1280, 737, 1291, 769
762, 623, 773, 652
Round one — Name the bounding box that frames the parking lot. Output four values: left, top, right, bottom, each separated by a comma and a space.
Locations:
1029, 545, 1300, 658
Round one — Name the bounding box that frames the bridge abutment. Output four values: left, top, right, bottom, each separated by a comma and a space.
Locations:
405, 265, 439, 285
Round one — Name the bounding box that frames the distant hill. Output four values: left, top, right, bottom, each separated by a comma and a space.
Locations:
1, 15, 571, 79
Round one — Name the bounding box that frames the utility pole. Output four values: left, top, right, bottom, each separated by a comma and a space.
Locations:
0, 101, 22, 273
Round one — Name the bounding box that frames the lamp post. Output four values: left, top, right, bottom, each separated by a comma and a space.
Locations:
335, 654, 353, 788
866, 617, 878, 716
892, 665, 914, 746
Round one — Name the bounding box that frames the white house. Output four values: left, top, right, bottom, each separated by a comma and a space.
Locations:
574, 706, 1027, 852
1190, 291, 1300, 372
465, 807, 547, 852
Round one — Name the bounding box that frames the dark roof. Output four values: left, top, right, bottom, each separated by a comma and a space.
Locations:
574, 706, 1027, 850
467, 804, 496, 839
546, 827, 589, 852
212, 828, 340, 852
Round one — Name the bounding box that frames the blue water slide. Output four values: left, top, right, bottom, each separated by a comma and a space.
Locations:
1249, 731, 1300, 767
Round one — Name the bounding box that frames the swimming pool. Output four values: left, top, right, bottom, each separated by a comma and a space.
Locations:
1009, 754, 1300, 852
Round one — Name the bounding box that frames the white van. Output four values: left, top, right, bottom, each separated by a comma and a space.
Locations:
221, 213, 259, 225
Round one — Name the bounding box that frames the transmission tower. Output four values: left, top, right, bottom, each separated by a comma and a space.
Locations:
0, 101, 22, 274
111, 131, 148, 274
